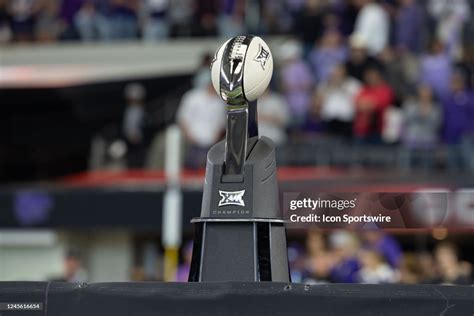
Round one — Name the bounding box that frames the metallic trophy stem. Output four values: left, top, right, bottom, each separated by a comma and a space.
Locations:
219, 35, 255, 176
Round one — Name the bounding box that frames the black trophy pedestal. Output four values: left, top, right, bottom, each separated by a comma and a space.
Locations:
188, 137, 290, 282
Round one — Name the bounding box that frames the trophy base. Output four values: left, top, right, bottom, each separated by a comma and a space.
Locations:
188, 218, 290, 282
188, 137, 290, 282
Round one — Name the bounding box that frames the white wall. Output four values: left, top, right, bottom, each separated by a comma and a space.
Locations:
0, 230, 134, 282
0, 230, 64, 281
0, 37, 286, 88
86, 231, 133, 282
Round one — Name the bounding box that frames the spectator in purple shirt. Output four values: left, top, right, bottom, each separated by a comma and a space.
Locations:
442, 71, 474, 172
279, 40, 315, 130
59, 0, 84, 40
308, 29, 348, 84
395, 0, 424, 54
419, 39, 452, 100
331, 0, 358, 37
363, 231, 402, 268
176, 241, 193, 282
328, 231, 361, 283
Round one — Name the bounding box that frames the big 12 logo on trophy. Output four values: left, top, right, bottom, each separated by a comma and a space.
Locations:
218, 190, 246, 207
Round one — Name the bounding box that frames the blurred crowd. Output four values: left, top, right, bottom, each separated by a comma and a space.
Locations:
21, 0, 470, 172
286, 230, 472, 285
0, 0, 319, 42
51, 231, 473, 285
172, 0, 474, 172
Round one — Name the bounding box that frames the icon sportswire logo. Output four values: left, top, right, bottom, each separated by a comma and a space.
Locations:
218, 190, 246, 207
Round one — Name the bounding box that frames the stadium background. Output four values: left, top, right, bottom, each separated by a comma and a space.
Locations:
0, 0, 473, 285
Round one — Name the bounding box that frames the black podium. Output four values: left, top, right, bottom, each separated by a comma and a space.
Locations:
188, 137, 289, 282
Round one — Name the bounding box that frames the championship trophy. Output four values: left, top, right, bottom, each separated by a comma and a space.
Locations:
188, 36, 290, 282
